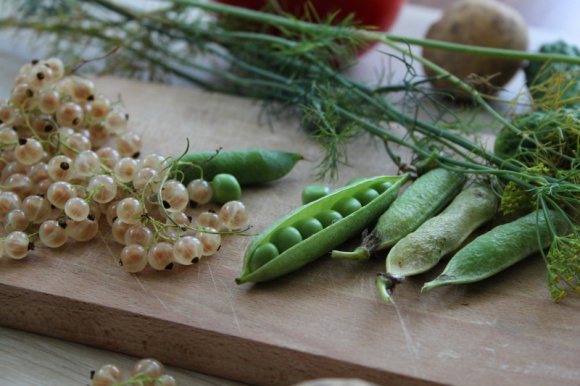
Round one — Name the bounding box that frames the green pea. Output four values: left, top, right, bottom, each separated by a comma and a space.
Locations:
354, 188, 379, 206
331, 197, 362, 217
236, 174, 411, 284
345, 177, 366, 186
371, 181, 393, 194
174, 148, 303, 185
315, 210, 343, 228
292, 217, 324, 239
249, 243, 279, 272
272, 226, 303, 253
301, 185, 331, 205
210, 173, 241, 204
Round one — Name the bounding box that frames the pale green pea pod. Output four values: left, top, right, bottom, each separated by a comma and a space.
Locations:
332, 168, 466, 261
236, 174, 410, 284
375, 184, 500, 303
421, 209, 569, 291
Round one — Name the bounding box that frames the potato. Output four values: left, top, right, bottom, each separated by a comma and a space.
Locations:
422, 0, 529, 101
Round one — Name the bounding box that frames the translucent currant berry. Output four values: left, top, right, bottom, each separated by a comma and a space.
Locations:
124, 224, 154, 247
131, 358, 165, 384
88, 174, 117, 204
14, 138, 44, 166
46, 181, 75, 209
88, 94, 111, 120
38, 89, 61, 114
0, 104, 17, 126
64, 197, 90, 221
139, 153, 168, 172
119, 244, 148, 273
197, 228, 221, 256
117, 131, 142, 159
111, 217, 132, 245
53, 77, 74, 98
27, 162, 49, 184
44, 57, 64, 80
35, 178, 53, 196
147, 242, 174, 270
156, 374, 177, 386
116, 197, 143, 224
0, 191, 21, 218
91, 363, 123, 386
26, 63, 54, 91
104, 108, 128, 132
160, 180, 189, 213
4, 209, 29, 232
5, 173, 35, 199
132, 167, 160, 193
173, 235, 203, 265
48, 155, 75, 181
71, 76, 95, 102
187, 179, 213, 204
96, 147, 120, 170
219, 200, 249, 230
21, 195, 51, 224
56, 101, 84, 129
4, 231, 30, 259
1, 161, 27, 182
113, 157, 139, 183
197, 211, 222, 230
105, 200, 120, 226
61, 132, 91, 159
10, 83, 36, 110
87, 123, 110, 148
66, 217, 99, 242
39, 220, 68, 248
74, 150, 101, 177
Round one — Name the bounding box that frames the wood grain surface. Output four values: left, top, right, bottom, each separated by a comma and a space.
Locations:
1, 76, 579, 386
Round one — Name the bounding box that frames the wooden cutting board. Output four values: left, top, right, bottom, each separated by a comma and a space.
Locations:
0, 76, 578, 386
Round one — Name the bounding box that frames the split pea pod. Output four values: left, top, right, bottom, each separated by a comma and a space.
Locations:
173, 148, 303, 185
331, 168, 466, 261
236, 174, 410, 284
375, 184, 499, 302
421, 209, 569, 291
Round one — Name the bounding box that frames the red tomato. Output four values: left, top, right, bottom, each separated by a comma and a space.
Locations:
215, 0, 406, 55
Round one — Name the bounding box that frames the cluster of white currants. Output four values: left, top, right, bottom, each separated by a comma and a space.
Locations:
92, 357, 176, 386
0, 57, 249, 271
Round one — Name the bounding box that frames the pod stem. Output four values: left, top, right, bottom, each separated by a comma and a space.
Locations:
331, 246, 371, 261
375, 273, 405, 304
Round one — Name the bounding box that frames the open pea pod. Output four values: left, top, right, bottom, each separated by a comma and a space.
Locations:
236, 174, 410, 284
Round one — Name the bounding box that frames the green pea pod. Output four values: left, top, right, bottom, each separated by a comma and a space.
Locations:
236, 174, 410, 284
421, 209, 569, 291
332, 168, 466, 261
173, 148, 303, 185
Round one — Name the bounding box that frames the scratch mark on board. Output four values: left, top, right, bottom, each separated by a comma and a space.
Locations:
219, 278, 242, 333
392, 300, 420, 377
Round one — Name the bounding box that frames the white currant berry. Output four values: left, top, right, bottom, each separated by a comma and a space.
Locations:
219, 200, 249, 230
123, 224, 154, 247
113, 157, 139, 183
131, 358, 165, 382
88, 174, 117, 204
21, 195, 52, 224
38, 89, 61, 114
186, 179, 213, 204
66, 216, 98, 242
64, 197, 90, 221
119, 244, 148, 273
26, 63, 54, 91
116, 197, 143, 224
91, 363, 123, 386
95, 147, 120, 170
104, 108, 128, 132
111, 217, 132, 245
197, 228, 221, 256
71, 76, 95, 102
44, 57, 64, 80
4, 230, 30, 259
173, 235, 203, 265
47, 155, 75, 181
4, 209, 29, 232
56, 101, 84, 129
160, 179, 189, 213
197, 210, 222, 230
46, 181, 75, 209
74, 149, 101, 177
0, 191, 21, 218
61, 132, 91, 158
147, 242, 174, 270
14, 138, 44, 166
39, 220, 68, 248
4, 173, 35, 199
27, 161, 49, 184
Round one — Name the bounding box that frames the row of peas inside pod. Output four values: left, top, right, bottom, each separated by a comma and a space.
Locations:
0, 57, 249, 272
